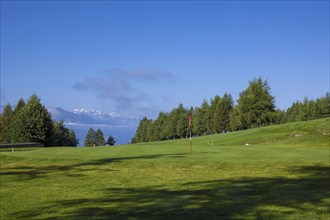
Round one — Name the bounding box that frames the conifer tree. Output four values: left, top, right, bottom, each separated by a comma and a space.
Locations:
106, 135, 116, 146
14, 98, 26, 114
0, 104, 14, 143
9, 94, 53, 145
133, 117, 152, 143
235, 77, 276, 129
218, 93, 234, 132
211, 95, 222, 134
192, 107, 202, 136
154, 112, 169, 141
84, 128, 97, 146
176, 104, 189, 138
96, 129, 105, 146
50, 121, 79, 146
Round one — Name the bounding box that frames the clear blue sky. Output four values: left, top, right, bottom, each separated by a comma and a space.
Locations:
1, 1, 329, 118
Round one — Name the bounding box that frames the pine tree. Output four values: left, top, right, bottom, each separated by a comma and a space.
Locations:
200, 100, 212, 135
211, 95, 222, 134
0, 104, 14, 143
235, 77, 276, 129
155, 112, 169, 141
9, 94, 53, 145
166, 109, 180, 139
14, 98, 26, 114
84, 128, 97, 146
176, 104, 189, 138
68, 130, 79, 147
218, 93, 234, 132
192, 107, 202, 136
106, 135, 116, 146
191, 100, 212, 136
50, 121, 79, 146
96, 129, 105, 146
229, 107, 243, 131
133, 117, 152, 143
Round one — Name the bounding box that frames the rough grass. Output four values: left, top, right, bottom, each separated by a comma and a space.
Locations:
0, 118, 329, 219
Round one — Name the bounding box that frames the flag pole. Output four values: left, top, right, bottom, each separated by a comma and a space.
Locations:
189, 130, 192, 153
188, 113, 192, 153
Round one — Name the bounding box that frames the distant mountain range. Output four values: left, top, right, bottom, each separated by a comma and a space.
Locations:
0, 106, 140, 145
47, 108, 140, 145
47, 107, 140, 126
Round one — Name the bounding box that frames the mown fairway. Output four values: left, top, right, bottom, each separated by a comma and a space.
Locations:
1, 118, 329, 219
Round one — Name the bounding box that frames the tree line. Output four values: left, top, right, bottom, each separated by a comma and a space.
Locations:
84, 128, 116, 147
132, 77, 330, 143
0, 94, 118, 147
0, 94, 79, 146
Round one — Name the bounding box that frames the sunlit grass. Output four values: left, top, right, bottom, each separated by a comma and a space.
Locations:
1, 118, 329, 219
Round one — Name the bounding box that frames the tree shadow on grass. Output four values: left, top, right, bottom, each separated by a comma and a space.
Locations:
10, 165, 330, 220
0, 153, 188, 181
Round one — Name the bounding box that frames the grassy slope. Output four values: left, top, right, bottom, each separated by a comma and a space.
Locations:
0, 118, 329, 219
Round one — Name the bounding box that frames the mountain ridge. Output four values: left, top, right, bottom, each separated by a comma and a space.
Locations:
47, 107, 139, 145
48, 107, 139, 126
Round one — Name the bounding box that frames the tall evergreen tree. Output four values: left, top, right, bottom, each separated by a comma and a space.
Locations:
200, 100, 212, 135
218, 93, 234, 132
192, 107, 203, 136
0, 104, 14, 143
166, 108, 180, 139
176, 104, 189, 138
211, 95, 222, 134
235, 77, 276, 129
229, 107, 243, 131
9, 94, 53, 145
84, 128, 97, 146
96, 129, 105, 146
50, 121, 79, 146
154, 112, 169, 141
191, 100, 212, 135
14, 98, 26, 114
133, 117, 152, 143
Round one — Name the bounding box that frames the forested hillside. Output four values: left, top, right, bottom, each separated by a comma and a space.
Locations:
132, 77, 330, 143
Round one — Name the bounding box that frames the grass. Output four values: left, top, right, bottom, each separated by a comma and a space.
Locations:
0, 118, 329, 219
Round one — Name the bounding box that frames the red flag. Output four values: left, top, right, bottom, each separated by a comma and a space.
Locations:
188, 113, 192, 126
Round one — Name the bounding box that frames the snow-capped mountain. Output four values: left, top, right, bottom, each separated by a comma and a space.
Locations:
1, 105, 139, 145
48, 107, 139, 126
72, 108, 103, 115
72, 108, 123, 118
47, 107, 140, 145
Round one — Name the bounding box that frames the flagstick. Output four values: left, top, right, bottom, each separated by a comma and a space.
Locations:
189, 130, 192, 153
188, 113, 192, 153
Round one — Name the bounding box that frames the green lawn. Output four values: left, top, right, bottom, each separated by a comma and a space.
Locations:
1, 118, 329, 219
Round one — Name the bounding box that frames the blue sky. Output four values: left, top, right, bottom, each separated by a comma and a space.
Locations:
1, 1, 329, 118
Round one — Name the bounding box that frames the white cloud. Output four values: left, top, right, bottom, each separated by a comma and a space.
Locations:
73, 67, 174, 116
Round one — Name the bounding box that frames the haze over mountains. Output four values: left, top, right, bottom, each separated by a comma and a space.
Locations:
48, 107, 139, 126
47, 107, 140, 146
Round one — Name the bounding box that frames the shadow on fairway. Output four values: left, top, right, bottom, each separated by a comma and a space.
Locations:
10, 165, 330, 219
0, 153, 188, 181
